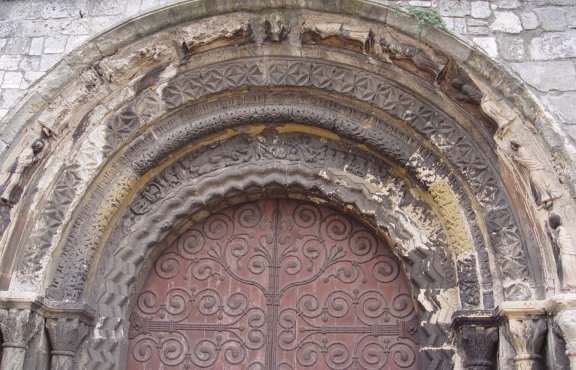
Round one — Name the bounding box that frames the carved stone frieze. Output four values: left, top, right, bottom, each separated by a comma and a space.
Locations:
458, 255, 481, 308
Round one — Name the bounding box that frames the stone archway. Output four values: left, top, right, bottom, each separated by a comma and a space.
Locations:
126, 198, 418, 370
0, 1, 574, 370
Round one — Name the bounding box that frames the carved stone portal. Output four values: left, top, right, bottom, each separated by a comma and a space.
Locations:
126, 199, 418, 369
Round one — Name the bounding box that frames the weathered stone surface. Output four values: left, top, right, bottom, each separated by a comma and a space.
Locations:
1, 72, 23, 89
544, 92, 576, 124
473, 36, 498, 57
491, 12, 523, 33
43, 36, 67, 54
439, 0, 471, 16
511, 62, 576, 91
530, 31, 576, 60
494, 0, 521, 8
520, 11, 540, 30
535, 7, 568, 31
498, 35, 525, 61
471, 1, 492, 18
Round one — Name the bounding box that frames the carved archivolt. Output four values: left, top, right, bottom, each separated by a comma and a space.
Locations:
0, 2, 571, 369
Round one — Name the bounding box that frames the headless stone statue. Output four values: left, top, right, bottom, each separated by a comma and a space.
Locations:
511, 141, 561, 208
549, 214, 576, 290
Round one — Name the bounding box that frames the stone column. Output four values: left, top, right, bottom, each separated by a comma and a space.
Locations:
555, 309, 576, 370
0, 308, 42, 370
500, 302, 548, 370
45, 317, 90, 370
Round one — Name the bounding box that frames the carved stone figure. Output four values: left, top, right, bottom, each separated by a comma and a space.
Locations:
379, 34, 446, 79
549, 214, 576, 290
556, 310, 576, 370
263, 16, 290, 42
0, 134, 47, 206
480, 94, 517, 138
511, 141, 562, 208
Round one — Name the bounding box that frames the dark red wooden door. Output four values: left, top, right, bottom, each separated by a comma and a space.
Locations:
127, 199, 418, 370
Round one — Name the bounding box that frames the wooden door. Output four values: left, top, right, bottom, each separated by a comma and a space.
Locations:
127, 199, 418, 370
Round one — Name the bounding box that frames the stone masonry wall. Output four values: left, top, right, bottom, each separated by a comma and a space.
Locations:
0, 0, 575, 150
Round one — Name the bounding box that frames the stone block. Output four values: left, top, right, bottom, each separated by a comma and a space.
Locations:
0, 89, 25, 109
471, 1, 491, 18
44, 36, 68, 54
530, 31, 576, 60
491, 12, 523, 33
544, 92, 576, 124
497, 36, 525, 61
520, 12, 540, 30
567, 7, 576, 28
535, 8, 567, 31
40, 54, 62, 71
65, 35, 89, 53
1, 72, 23, 89
41, 2, 77, 19
19, 56, 41, 72
0, 21, 18, 38
0, 55, 22, 71
29, 37, 44, 56
2, 37, 29, 54
473, 37, 499, 57
494, 0, 521, 9
87, 0, 126, 16
439, 0, 471, 17
511, 62, 576, 91
0, 39, 6, 51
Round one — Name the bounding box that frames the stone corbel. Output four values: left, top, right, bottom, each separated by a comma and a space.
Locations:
500, 302, 548, 370
452, 310, 499, 370
0, 302, 43, 370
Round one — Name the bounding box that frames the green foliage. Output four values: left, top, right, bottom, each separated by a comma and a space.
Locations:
405, 5, 447, 32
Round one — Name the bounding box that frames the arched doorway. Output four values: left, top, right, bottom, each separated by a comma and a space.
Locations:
127, 199, 418, 370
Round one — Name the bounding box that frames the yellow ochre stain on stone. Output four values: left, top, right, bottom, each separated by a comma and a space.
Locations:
428, 178, 472, 255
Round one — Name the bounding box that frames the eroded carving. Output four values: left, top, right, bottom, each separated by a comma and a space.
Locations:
46, 317, 90, 370
556, 310, 576, 370
548, 214, 576, 290
0, 128, 50, 207
507, 317, 547, 370
0, 309, 42, 370
456, 324, 499, 370
457, 255, 481, 308
511, 141, 562, 209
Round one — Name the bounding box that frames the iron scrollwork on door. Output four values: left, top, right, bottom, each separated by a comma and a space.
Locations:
127, 199, 418, 369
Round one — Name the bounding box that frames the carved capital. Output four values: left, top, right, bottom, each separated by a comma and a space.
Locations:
507, 317, 547, 370
45, 316, 90, 356
0, 308, 43, 370
453, 311, 499, 370
555, 309, 576, 370
0, 308, 42, 349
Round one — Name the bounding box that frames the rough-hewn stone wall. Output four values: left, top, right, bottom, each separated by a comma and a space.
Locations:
0, 0, 575, 151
